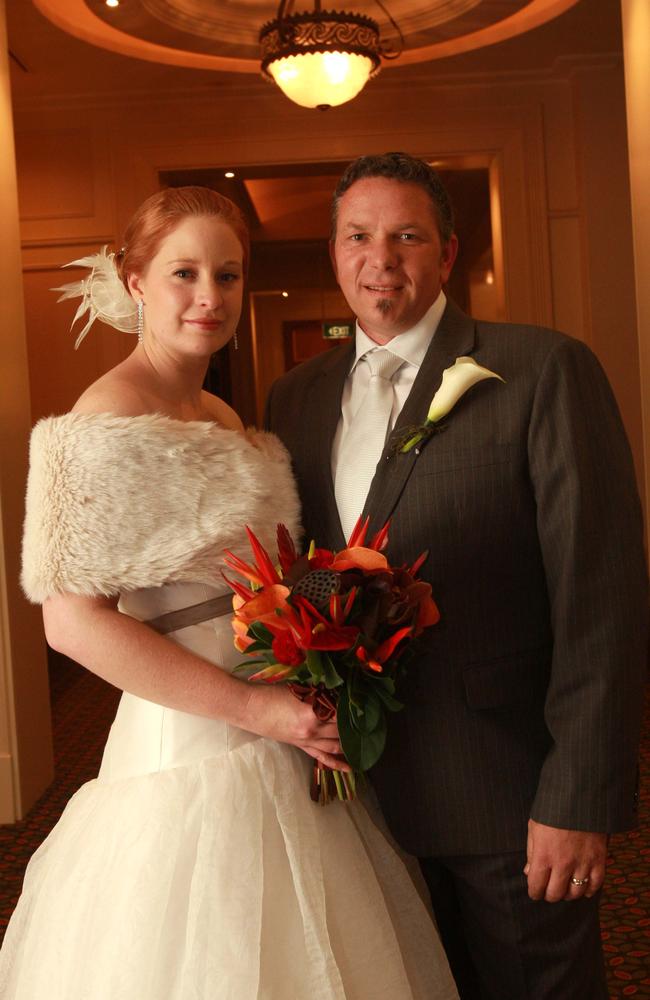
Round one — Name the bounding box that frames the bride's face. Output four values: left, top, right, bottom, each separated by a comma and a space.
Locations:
129, 214, 244, 358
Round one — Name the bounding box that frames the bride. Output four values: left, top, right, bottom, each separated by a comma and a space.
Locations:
0, 186, 458, 1000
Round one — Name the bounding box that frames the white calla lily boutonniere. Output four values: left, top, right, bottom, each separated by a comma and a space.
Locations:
395, 356, 505, 454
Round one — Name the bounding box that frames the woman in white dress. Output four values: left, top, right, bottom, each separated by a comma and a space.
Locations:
0, 186, 458, 1000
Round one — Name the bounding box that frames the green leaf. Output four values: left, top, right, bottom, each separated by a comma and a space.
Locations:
373, 686, 403, 712
305, 648, 323, 684
248, 622, 274, 645
337, 686, 387, 771
232, 659, 267, 674
350, 689, 382, 735
374, 676, 396, 694
321, 654, 344, 690
371, 676, 404, 712
291, 665, 312, 685
244, 640, 271, 654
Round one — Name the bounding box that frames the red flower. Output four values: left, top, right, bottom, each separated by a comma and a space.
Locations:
346, 515, 391, 550
276, 524, 298, 574
288, 596, 360, 651
308, 548, 335, 570
356, 626, 414, 673
223, 526, 282, 588
272, 631, 305, 667
309, 622, 360, 650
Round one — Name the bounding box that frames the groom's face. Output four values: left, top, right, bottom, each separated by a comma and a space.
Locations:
330, 177, 458, 345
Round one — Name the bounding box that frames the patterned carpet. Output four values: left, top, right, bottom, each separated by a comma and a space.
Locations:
1, 656, 648, 997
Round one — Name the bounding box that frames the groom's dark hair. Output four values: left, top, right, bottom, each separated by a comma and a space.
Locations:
331, 152, 455, 244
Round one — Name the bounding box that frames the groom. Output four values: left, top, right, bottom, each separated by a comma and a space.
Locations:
266, 152, 648, 998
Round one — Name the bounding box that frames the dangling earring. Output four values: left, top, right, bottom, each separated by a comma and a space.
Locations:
137, 300, 144, 345
233, 329, 239, 351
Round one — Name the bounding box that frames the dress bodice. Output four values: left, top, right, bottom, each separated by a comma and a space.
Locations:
102, 581, 260, 782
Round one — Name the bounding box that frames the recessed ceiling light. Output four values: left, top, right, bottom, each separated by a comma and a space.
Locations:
224, 171, 235, 178
281, 291, 289, 298
105, 0, 119, 7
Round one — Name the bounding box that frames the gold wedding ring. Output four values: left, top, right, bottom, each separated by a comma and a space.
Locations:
570, 876, 590, 886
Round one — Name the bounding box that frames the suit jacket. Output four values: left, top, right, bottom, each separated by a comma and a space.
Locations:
265, 300, 648, 856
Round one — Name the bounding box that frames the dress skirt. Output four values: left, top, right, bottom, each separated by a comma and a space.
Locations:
0, 583, 458, 1000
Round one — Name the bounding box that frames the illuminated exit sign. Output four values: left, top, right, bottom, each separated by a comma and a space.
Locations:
323, 321, 353, 340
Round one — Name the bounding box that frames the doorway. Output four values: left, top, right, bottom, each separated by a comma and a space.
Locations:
161, 160, 502, 424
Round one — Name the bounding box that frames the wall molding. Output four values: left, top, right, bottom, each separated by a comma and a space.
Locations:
11, 53, 623, 116
0, 753, 16, 825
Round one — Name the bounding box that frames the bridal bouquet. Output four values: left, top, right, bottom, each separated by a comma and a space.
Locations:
224, 518, 439, 804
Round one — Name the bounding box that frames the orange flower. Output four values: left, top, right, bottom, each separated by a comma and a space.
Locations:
331, 547, 389, 573
417, 593, 440, 629
234, 584, 292, 628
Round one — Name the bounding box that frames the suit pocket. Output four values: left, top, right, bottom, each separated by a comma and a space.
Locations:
416, 443, 514, 477
462, 648, 550, 711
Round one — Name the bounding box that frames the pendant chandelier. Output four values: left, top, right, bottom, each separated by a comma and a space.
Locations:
260, 0, 402, 110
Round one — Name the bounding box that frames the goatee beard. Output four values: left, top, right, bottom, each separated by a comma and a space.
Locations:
375, 298, 393, 316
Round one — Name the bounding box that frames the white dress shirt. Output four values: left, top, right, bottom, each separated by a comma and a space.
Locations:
331, 292, 447, 484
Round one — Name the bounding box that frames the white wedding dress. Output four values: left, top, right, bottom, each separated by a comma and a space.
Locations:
0, 414, 458, 999
1, 583, 457, 1000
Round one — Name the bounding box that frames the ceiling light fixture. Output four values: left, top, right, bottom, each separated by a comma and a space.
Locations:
260, 0, 402, 110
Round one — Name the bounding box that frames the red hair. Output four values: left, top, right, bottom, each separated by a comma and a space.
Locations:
116, 186, 250, 289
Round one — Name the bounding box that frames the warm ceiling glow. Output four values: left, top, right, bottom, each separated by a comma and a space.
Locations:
32, 0, 583, 77
224, 171, 235, 178
267, 51, 374, 109
485, 270, 495, 285
105, 0, 119, 7
281, 291, 289, 298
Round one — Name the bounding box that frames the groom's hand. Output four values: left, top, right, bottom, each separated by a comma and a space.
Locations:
524, 819, 607, 902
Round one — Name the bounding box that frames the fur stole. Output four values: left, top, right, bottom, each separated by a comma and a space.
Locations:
21, 412, 302, 603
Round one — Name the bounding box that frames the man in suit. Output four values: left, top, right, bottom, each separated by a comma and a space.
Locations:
265, 152, 648, 998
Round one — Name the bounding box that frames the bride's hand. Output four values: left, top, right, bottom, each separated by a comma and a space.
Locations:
240, 684, 351, 771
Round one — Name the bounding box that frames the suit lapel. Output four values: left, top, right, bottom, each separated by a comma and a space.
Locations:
306, 341, 355, 548
361, 301, 477, 536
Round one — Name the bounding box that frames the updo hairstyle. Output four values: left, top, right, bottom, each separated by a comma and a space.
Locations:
115, 186, 250, 292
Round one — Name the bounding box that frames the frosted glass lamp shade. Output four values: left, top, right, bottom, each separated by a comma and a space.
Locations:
267, 50, 374, 109
260, 8, 382, 110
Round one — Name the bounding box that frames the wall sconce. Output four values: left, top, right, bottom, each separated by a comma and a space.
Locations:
260, 0, 402, 110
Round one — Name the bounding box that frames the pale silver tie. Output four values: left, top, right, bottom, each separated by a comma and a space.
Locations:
335, 349, 403, 543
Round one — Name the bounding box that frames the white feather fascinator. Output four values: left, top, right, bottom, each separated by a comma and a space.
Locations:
53, 246, 138, 349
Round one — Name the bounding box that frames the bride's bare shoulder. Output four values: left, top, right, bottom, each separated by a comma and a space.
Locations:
200, 391, 244, 431
72, 365, 150, 418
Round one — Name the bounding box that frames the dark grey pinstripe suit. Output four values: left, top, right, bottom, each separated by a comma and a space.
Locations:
266, 299, 648, 996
